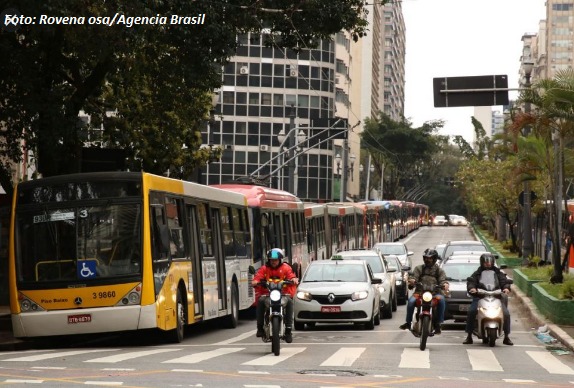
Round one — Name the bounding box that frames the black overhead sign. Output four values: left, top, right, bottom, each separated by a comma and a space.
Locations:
433, 75, 509, 107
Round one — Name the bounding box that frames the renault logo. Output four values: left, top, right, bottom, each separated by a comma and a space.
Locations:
327, 293, 335, 303
74, 297, 83, 305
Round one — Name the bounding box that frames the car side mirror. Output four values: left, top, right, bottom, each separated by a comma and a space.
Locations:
402, 265, 411, 272
372, 277, 382, 284
407, 251, 414, 256
248, 266, 256, 275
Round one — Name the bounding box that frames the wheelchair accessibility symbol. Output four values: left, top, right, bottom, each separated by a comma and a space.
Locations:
77, 261, 97, 279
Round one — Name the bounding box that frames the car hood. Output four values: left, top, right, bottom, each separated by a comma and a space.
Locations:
298, 282, 371, 294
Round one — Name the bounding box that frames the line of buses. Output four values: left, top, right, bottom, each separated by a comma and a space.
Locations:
8, 172, 429, 342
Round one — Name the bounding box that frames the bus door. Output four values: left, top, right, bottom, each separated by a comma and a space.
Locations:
195, 204, 223, 320
210, 208, 228, 316
187, 204, 203, 319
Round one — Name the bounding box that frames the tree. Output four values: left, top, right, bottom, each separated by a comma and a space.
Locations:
0, 0, 376, 196
361, 114, 443, 200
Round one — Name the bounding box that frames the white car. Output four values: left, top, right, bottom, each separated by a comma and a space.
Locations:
451, 215, 469, 226
330, 249, 396, 318
433, 215, 448, 226
294, 259, 382, 330
373, 242, 414, 269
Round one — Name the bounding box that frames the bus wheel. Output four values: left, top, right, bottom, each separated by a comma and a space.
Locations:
225, 283, 239, 328
170, 289, 186, 343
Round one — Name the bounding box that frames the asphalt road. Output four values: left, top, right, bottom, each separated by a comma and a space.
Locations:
0, 226, 572, 387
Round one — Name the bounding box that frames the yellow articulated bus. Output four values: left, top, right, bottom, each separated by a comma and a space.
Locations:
9, 172, 253, 342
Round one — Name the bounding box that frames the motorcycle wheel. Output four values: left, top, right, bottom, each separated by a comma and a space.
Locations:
271, 316, 281, 356
420, 315, 430, 351
488, 327, 497, 347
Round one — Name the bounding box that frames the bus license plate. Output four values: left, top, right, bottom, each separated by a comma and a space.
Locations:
459, 305, 469, 311
68, 314, 92, 324
321, 306, 341, 313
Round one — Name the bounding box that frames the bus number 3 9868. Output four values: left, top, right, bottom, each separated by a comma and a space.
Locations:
93, 291, 116, 299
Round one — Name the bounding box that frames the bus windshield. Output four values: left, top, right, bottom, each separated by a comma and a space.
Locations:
16, 203, 142, 284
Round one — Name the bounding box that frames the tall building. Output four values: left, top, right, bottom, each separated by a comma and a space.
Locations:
544, 0, 573, 79
202, 4, 407, 202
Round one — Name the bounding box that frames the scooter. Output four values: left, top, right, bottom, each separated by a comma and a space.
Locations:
469, 271, 512, 347
257, 279, 294, 356
409, 282, 444, 351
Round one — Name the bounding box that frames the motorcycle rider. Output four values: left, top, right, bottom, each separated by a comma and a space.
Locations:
463, 253, 513, 345
399, 248, 449, 334
251, 248, 299, 343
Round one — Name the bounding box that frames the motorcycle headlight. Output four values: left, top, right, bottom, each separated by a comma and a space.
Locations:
351, 290, 369, 301
297, 291, 312, 302
270, 289, 281, 302
422, 291, 433, 302
480, 306, 501, 319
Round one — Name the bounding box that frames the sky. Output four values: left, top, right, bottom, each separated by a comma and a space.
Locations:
402, 0, 547, 143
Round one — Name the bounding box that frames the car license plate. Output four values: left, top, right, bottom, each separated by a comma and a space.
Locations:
321, 306, 341, 313
68, 314, 91, 324
459, 305, 469, 311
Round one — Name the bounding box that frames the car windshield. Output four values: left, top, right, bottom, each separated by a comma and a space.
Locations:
376, 245, 406, 255
442, 263, 478, 281
303, 264, 367, 282
386, 258, 400, 271
444, 244, 485, 258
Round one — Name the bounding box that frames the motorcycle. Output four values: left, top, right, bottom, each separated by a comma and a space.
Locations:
257, 279, 294, 356
469, 271, 513, 347
409, 282, 445, 351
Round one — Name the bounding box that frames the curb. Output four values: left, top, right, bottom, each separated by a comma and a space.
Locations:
512, 285, 574, 353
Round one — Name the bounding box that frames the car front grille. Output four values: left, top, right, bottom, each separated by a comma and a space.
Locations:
312, 295, 352, 305
297, 311, 368, 320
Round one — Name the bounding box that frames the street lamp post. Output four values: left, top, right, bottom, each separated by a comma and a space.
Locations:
521, 60, 534, 265
287, 105, 296, 195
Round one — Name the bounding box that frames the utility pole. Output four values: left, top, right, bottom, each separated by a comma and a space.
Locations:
287, 105, 296, 195
521, 64, 534, 265
340, 137, 349, 202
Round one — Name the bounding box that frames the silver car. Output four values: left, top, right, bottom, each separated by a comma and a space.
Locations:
373, 242, 414, 268
294, 260, 382, 330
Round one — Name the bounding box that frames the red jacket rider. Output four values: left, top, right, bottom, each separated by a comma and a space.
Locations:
252, 250, 298, 298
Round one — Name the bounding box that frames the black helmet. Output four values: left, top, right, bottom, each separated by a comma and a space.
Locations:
422, 248, 439, 266
480, 253, 495, 268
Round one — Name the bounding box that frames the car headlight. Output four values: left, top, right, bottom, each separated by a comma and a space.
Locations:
395, 279, 403, 285
351, 290, 369, 301
296, 291, 312, 301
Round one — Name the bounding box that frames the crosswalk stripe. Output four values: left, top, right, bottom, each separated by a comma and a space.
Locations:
398, 348, 430, 369
467, 349, 502, 371
85, 348, 182, 363
320, 347, 365, 366
163, 348, 244, 364
3, 349, 119, 362
526, 351, 574, 375
242, 347, 306, 366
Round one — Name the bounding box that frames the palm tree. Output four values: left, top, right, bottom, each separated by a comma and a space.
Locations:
517, 69, 574, 283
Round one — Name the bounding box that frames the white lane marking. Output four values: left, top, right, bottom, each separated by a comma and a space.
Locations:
398, 348, 430, 369
242, 347, 306, 366
527, 350, 574, 375
503, 379, 536, 383
5, 379, 43, 384
31, 366, 66, 370
85, 348, 181, 363
4, 349, 119, 362
164, 347, 244, 364
320, 347, 365, 366
467, 349, 503, 372
215, 330, 257, 345
238, 371, 270, 374
171, 369, 203, 373
84, 382, 123, 386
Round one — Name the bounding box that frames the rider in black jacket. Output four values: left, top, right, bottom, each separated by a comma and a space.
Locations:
463, 253, 513, 345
